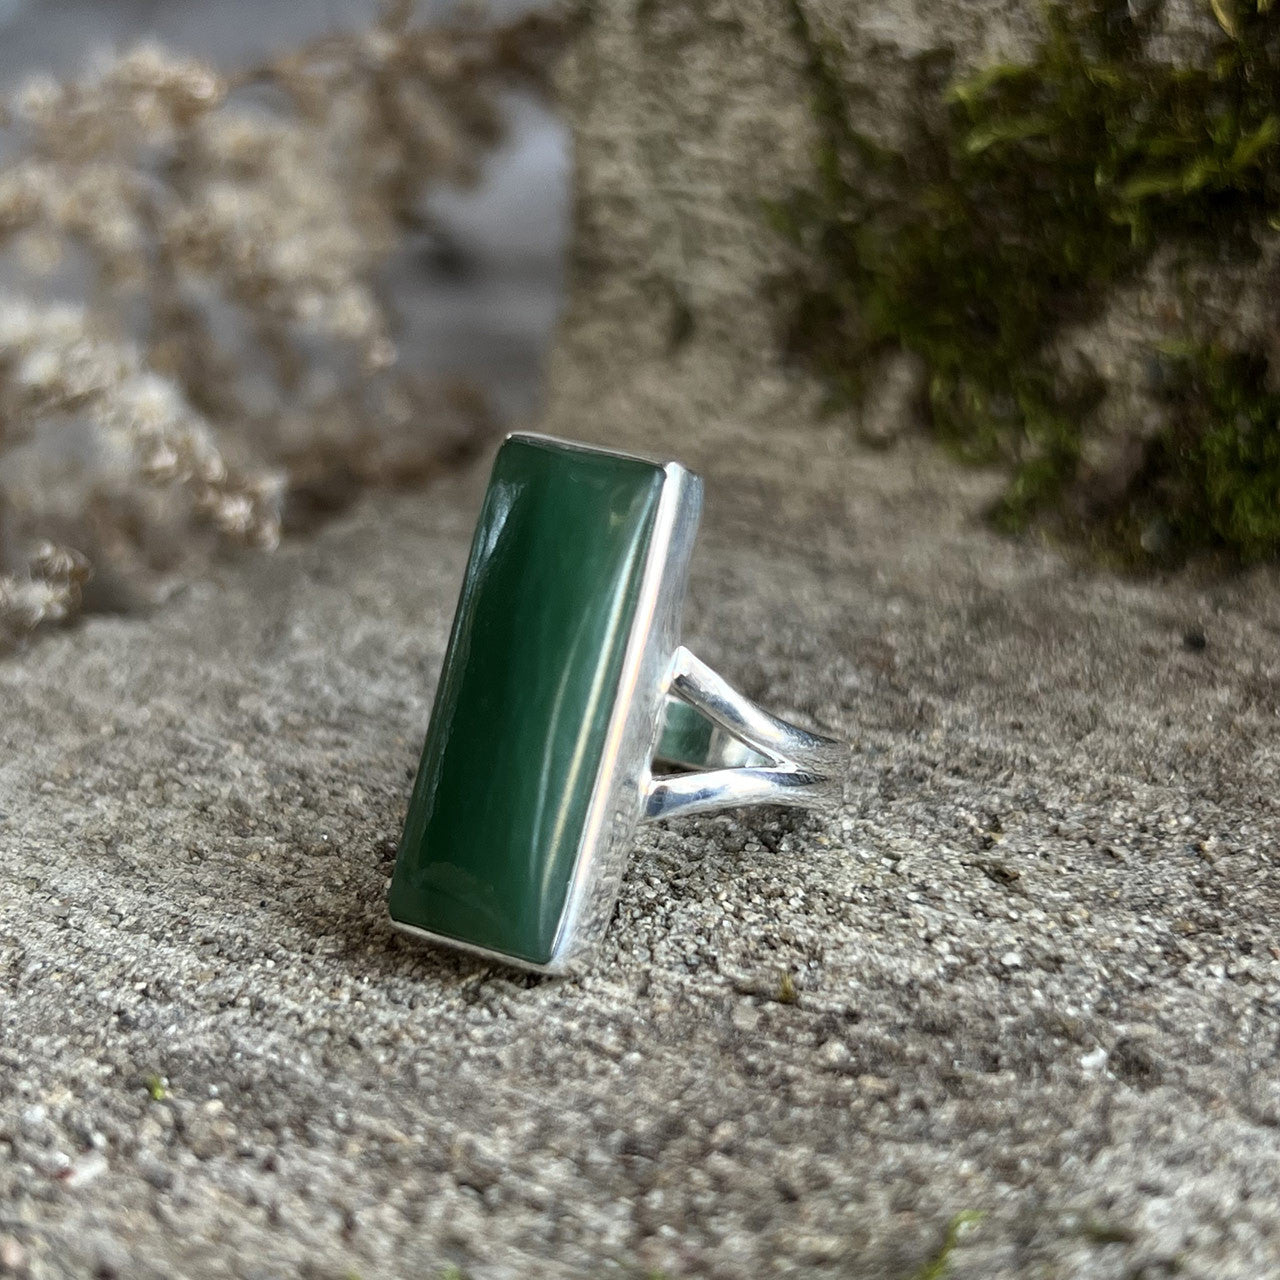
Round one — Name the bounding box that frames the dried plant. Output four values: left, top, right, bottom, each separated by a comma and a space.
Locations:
0, 4, 562, 645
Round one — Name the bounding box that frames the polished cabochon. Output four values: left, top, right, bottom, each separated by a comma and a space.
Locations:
388, 433, 702, 972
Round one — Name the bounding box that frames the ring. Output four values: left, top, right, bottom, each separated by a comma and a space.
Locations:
388, 433, 848, 974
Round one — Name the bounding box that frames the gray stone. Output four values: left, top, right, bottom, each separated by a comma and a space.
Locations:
3, 0, 1280, 1277
4, 401, 1280, 1278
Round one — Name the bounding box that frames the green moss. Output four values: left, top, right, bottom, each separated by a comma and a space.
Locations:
1138, 342, 1280, 562
773, 0, 1280, 561
903, 1211, 985, 1280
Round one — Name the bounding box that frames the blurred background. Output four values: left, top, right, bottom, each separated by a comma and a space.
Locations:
0, 0, 568, 638
0, 0, 567, 422
7, 0, 1277, 647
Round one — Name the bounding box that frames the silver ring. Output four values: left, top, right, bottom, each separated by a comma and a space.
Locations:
388, 432, 849, 975
648, 651, 846, 821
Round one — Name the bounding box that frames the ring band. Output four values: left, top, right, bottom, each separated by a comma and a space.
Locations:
388, 433, 849, 974
648, 649, 845, 820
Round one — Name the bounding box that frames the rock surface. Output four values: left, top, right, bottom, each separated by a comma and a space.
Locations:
5, 1, 1280, 1278
5, 413, 1280, 1280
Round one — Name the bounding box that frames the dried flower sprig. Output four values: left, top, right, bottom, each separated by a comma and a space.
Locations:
0, 4, 562, 645
0, 541, 91, 642
0, 299, 283, 544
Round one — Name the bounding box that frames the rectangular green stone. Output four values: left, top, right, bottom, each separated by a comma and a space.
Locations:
388, 435, 666, 966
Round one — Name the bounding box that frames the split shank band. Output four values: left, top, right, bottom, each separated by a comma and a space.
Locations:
647, 646, 847, 823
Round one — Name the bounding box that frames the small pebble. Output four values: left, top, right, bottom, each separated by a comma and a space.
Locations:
1080, 1047, 1109, 1073
0, 1236, 26, 1273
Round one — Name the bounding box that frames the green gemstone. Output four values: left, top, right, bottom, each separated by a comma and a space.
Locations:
388, 436, 666, 966
655, 698, 718, 769
654, 698, 770, 770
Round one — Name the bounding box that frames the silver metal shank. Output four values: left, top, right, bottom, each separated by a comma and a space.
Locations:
644, 647, 847, 822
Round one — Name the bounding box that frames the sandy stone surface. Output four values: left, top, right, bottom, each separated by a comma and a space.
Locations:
4, 424, 1280, 1280
4, 0, 1280, 1277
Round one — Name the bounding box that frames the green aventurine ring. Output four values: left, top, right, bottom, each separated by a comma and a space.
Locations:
388, 434, 848, 974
